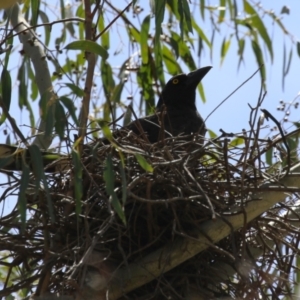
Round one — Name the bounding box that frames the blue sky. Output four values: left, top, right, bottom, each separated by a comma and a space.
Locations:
198, 0, 300, 137
1, 1, 299, 144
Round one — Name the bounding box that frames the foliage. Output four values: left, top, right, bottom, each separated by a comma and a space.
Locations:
0, 0, 300, 299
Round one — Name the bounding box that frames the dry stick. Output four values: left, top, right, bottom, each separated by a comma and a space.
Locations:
205, 66, 262, 122
76, 170, 300, 300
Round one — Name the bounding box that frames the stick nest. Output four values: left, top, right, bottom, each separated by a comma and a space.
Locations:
0, 127, 299, 299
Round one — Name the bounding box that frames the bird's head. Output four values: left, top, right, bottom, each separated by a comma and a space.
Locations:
157, 66, 212, 110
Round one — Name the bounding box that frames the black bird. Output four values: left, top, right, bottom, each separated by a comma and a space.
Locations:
124, 66, 212, 143
0, 67, 211, 171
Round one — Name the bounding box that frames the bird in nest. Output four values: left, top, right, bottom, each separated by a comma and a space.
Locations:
0, 66, 212, 172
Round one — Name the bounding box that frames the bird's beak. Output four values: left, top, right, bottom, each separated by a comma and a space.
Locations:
186, 66, 212, 87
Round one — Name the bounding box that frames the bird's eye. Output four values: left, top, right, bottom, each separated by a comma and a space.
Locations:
172, 79, 179, 84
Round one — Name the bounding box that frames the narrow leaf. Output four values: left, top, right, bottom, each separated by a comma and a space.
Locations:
65, 83, 84, 97
18, 164, 30, 230
59, 96, 79, 125
65, 40, 108, 59
251, 40, 266, 86
220, 37, 231, 65
140, 15, 151, 65
135, 153, 153, 172
244, 0, 273, 61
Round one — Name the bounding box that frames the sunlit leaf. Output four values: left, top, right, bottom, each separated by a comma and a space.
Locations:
208, 129, 218, 138
127, 26, 140, 43
135, 153, 153, 172
197, 83, 206, 103
98, 14, 110, 50
229, 137, 245, 147
65, 40, 109, 59
192, 18, 212, 49
162, 45, 182, 74
244, 0, 273, 62
218, 0, 226, 23
170, 31, 197, 70
237, 38, 245, 68
220, 36, 231, 65
251, 40, 266, 86
178, 0, 193, 34
140, 15, 150, 65
154, 0, 166, 41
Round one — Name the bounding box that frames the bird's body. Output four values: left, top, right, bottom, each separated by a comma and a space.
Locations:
124, 66, 212, 143
0, 67, 211, 171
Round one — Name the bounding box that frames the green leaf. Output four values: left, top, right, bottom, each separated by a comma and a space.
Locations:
99, 122, 113, 141
229, 137, 245, 147
244, 0, 273, 62
98, 14, 110, 50
162, 45, 182, 74
59, 96, 79, 125
218, 0, 226, 23
266, 147, 273, 166
297, 42, 300, 58
1, 68, 12, 110
208, 129, 218, 138
200, 0, 205, 19
178, 0, 193, 34
65, 40, 109, 59
220, 37, 231, 65
140, 15, 151, 65
0, 68, 11, 125
137, 64, 155, 109
191, 18, 212, 49
237, 38, 245, 68
112, 82, 124, 104
197, 83, 206, 103
65, 83, 84, 97
123, 102, 133, 127
104, 155, 126, 224
251, 40, 266, 86
127, 26, 140, 43
18, 164, 30, 230
55, 102, 66, 140
155, 0, 166, 42
135, 153, 153, 172
101, 60, 115, 119
170, 31, 197, 70
31, 0, 40, 27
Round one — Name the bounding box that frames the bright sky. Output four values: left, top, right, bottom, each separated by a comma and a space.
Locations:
0, 0, 299, 209
0, 1, 300, 296
199, 0, 300, 137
